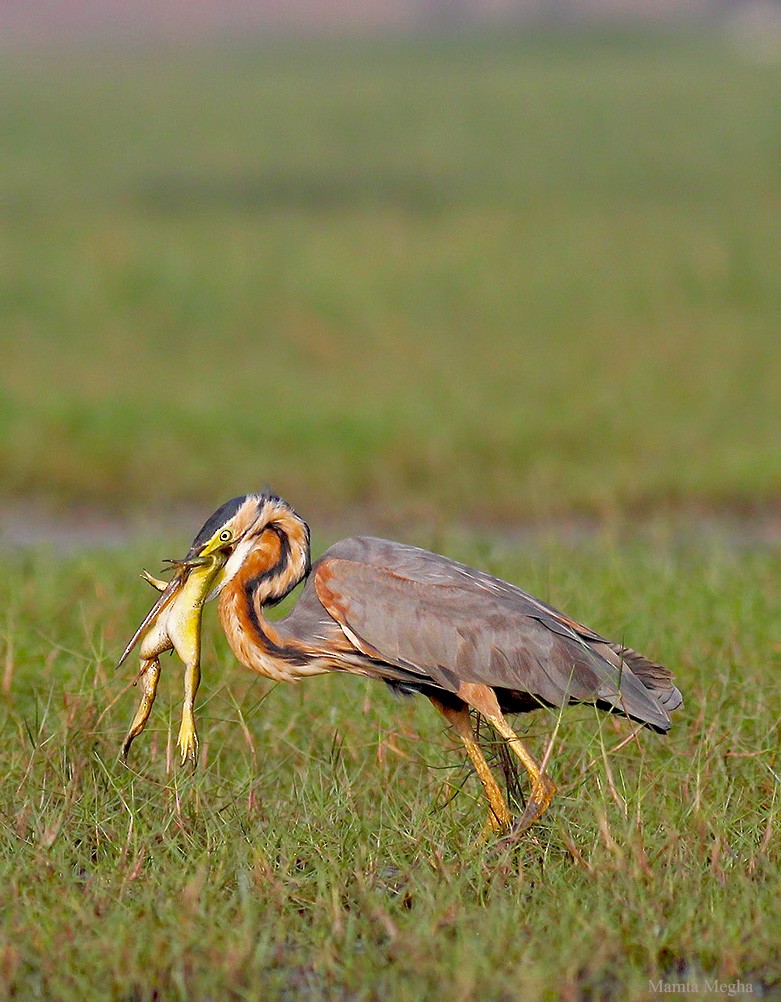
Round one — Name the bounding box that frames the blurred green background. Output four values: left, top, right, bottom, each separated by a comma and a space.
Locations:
2, 29, 779, 524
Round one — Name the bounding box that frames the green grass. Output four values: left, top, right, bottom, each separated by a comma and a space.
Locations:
1, 30, 780, 519
1, 537, 778, 1000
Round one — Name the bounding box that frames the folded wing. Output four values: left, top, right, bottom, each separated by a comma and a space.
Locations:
313, 539, 681, 731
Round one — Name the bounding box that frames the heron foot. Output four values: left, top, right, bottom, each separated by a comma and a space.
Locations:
485, 801, 513, 834
510, 774, 557, 839
478, 810, 512, 844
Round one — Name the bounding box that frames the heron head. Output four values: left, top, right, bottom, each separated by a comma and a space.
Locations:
185, 494, 259, 560
185, 492, 310, 603
117, 493, 310, 670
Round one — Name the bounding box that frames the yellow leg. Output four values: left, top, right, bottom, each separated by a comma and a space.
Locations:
487, 711, 556, 834
431, 698, 513, 833
177, 659, 201, 766
121, 658, 161, 761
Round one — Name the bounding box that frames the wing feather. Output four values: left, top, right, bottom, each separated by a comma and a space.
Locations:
314, 545, 679, 731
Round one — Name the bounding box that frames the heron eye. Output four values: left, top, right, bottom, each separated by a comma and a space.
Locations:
219, 530, 232, 542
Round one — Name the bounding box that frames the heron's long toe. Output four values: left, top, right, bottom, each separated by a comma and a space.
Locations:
485, 798, 513, 834
479, 810, 512, 843
513, 774, 557, 836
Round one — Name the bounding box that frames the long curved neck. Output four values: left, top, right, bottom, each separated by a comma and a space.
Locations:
217, 504, 319, 682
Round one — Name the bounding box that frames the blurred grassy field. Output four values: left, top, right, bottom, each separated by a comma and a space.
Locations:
2, 29, 780, 521
1, 537, 778, 1000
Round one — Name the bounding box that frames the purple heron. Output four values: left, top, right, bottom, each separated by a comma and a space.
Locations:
118, 492, 683, 835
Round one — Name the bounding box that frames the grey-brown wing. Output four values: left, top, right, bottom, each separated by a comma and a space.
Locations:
314, 551, 677, 731
319, 537, 682, 712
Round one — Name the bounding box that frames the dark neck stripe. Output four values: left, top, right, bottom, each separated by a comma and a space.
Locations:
242, 579, 309, 666
244, 523, 308, 607
240, 522, 310, 665
245, 525, 289, 591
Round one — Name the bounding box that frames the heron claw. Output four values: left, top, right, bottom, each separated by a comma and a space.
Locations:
494, 775, 557, 847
